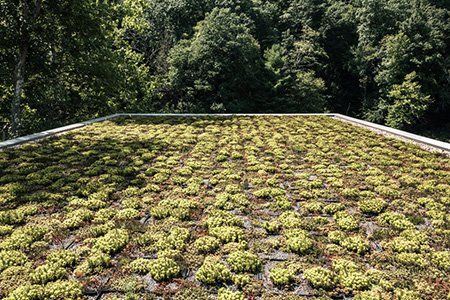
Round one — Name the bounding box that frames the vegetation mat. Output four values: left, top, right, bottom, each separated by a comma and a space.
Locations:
0, 116, 448, 300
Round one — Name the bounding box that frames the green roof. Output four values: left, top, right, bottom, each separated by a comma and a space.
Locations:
0, 116, 448, 299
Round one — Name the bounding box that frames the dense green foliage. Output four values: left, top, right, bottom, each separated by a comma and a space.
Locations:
0, 0, 449, 137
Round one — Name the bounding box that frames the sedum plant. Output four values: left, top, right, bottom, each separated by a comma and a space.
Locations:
217, 288, 245, 300
74, 249, 111, 276
30, 264, 66, 284
193, 236, 220, 253
0, 250, 28, 272
377, 212, 414, 230
334, 211, 359, 231
278, 211, 303, 229
395, 252, 428, 268
44, 280, 83, 300
0, 225, 48, 250
431, 251, 450, 271
253, 187, 285, 199
270, 267, 295, 286
148, 257, 180, 281
63, 208, 94, 229
155, 227, 190, 252
5, 280, 83, 300
4, 284, 44, 300
204, 210, 243, 228
232, 274, 251, 287
340, 236, 370, 254
209, 226, 244, 243
196, 256, 231, 284
304, 267, 335, 289
46, 249, 77, 267
284, 229, 313, 254
359, 198, 387, 215
332, 259, 371, 291
227, 250, 261, 273
129, 258, 153, 274
262, 220, 281, 234
93, 229, 129, 254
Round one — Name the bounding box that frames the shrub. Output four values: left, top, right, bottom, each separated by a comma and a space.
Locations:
193, 236, 220, 253
270, 267, 295, 286
304, 267, 335, 289
148, 257, 180, 281
227, 250, 261, 273
196, 257, 231, 284
384, 72, 431, 129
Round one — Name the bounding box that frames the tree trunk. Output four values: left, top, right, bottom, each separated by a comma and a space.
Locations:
10, 0, 41, 138
11, 43, 28, 138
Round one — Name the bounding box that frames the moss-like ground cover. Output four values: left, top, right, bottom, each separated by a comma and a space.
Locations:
0, 116, 448, 300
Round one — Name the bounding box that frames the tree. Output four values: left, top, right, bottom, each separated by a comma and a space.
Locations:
383, 72, 431, 129
264, 27, 327, 112
166, 8, 269, 112
375, 1, 448, 115
320, 0, 360, 114
0, 0, 42, 137
0, 1, 143, 137
122, 0, 209, 74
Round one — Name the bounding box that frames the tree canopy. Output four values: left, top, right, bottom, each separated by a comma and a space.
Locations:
0, 0, 449, 138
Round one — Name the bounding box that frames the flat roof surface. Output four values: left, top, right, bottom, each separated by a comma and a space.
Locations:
0, 116, 448, 299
